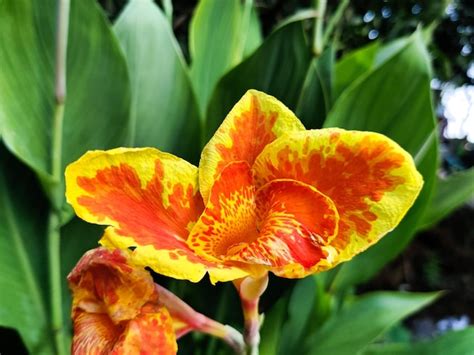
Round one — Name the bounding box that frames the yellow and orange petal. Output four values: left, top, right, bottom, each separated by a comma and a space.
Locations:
68, 248, 155, 323
72, 307, 177, 355
112, 306, 177, 355
65, 148, 217, 282
199, 90, 305, 203
72, 311, 123, 355
253, 128, 423, 263
100, 227, 249, 284
188, 162, 341, 279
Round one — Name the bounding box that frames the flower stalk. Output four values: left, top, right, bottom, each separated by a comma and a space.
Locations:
234, 273, 269, 355
156, 284, 245, 354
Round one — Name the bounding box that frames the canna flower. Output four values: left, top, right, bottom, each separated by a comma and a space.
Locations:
68, 247, 177, 354
68, 247, 243, 355
65, 90, 423, 284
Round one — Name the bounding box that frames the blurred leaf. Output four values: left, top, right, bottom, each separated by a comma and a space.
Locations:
324, 30, 438, 290
278, 277, 317, 355
296, 47, 334, 129
114, 0, 201, 163
189, 0, 244, 115
243, 5, 262, 58
260, 297, 287, 355
205, 22, 311, 139
418, 169, 474, 230
304, 291, 440, 355
274, 8, 317, 31
362, 327, 474, 355
60, 218, 103, 346
333, 41, 379, 100
0, 0, 130, 192
0, 148, 53, 354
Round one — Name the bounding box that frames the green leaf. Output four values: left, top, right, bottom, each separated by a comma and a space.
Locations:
418, 169, 474, 230
333, 41, 379, 100
243, 5, 262, 58
114, 0, 201, 163
324, 31, 439, 290
259, 297, 287, 355
304, 291, 440, 355
296, 47, 334, 129
205, 22, 311, 139
189, 0, 245, 114
0, 0, 130, 188
362, 327, 474, 355
0, 147, 53, 354
278, 277, 317, 355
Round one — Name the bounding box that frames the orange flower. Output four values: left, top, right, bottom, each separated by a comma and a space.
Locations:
65, 90, 423, 283
68, 248, 177, 354
68, 248, 243, 355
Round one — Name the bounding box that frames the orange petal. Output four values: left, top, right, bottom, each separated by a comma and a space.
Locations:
188, 162, 258, 276
237, 179, 339, 278
199, 90, 305, 203
189, 162, 339, 279
253, 128, 424, 263
72, 311, 123, 355
112, 306, 177, 355
65, 148, 212, 282
68, 248, 156, 323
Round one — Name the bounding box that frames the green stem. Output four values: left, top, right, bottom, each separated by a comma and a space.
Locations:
312, 0, 327, 57
50, 0, 70, 354
48, 212, 67, 355
322, 0, 349, 48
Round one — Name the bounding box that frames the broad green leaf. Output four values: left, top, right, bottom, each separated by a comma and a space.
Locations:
0, 0, 130, 194
205, 22, 311, 139
278, 277, 317, 355
362, 327, 474, 355
60, 218, 103, 347
324, 31, 439, 290
189, 0, 244, 115
259, 297, 287, 355
296, 47, 334, 129
114, 0, 201, 163
243, 5, 262, 58
333, 41, 379, 100
304, 292, 440, 355
0, 147, 53, 354
418, 169, 474, 230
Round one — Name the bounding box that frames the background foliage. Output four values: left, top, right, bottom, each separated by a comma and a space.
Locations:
0, 0, 473, 354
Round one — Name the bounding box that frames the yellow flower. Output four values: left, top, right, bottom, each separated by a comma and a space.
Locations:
65, 90, 423, 284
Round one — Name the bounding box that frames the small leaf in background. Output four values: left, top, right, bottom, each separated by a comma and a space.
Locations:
0, 0, 130, 193
278, 277, 317, 355
324, 31, 439, 290
362, 327, 474, 355
0, 146, 53, 354
205, 22, 311, 139
418, 169, 474, 230
190, 0, 261, 115
296, 47, 334, 129
304, 291, 440, 355
114, 0, 201, 163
